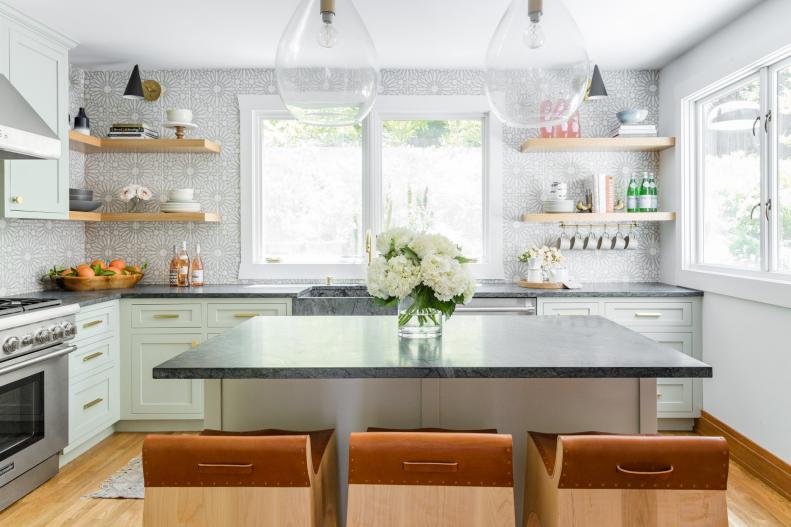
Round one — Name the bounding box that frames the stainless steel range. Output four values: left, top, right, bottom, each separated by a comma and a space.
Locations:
0, 298, 78, 511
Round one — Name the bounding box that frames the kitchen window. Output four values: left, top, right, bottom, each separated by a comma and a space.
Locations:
686, 52, 791, 282
239, 95, 502, 280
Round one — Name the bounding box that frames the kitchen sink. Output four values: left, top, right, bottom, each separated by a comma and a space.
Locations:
294, 285, 395, 316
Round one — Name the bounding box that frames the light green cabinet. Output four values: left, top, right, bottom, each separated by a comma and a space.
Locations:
0, 6, 75, 219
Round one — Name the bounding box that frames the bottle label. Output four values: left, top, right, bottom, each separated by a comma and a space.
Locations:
191, 270, 204, 284
169, 270, 179, 286
180, 266, 188, 275
638, 195, 653, 210
627, 195, 638, 211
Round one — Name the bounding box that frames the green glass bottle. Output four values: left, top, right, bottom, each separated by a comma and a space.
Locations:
649, 172, 658, 212
626, 174, 639, 213
637, 172, 651, 213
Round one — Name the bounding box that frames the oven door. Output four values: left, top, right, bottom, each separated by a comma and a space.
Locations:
0, 343, 74, 487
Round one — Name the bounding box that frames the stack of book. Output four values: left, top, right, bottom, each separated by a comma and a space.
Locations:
609, 124, 657, 137
107, 123, 159, 139
590, 174, 615, 213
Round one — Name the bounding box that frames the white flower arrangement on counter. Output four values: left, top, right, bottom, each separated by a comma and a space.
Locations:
367, 228, 476, 328
519, 245, 564, 270
118, 185, 153, 213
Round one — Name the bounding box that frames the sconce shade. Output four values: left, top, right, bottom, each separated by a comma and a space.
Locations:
123, 64, 145, 100
587, 64, 608, 99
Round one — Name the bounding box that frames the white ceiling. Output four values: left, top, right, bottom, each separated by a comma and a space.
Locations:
4, 0, 763, 70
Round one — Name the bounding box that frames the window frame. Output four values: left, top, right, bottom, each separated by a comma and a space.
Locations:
239, 94, 503, 280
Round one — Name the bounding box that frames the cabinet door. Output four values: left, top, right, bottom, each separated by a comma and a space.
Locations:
69, 365, 119, 444
207, 301, 289, 328
2, 27, 68, 218
642, 332, 694, 414
541, 301, 600, 316
130, 333, 203, 416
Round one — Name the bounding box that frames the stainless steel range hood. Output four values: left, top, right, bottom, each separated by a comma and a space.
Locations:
0, 74, 61, 160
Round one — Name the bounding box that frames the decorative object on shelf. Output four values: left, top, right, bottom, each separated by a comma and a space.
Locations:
485, 0, 589, 128
367, 228, 476, 339
589, 174, 614, 213
72, 107, 90, 135
108, 122, 159, 139
48, 260, 147, 291
162, 121, 197, 140
163, 109, 196, 139
611, 110, 656, 137
539, 102, 581, 138
543, 181, 575, 213
119, 184, 153, 213
161, 188, 201, 213
69, 188, 101, 212
586, 64, 608, 100
616, 109, 648, 124
276, 0, 379, 126
576, 191, 592, 212
122, 64, 161, 101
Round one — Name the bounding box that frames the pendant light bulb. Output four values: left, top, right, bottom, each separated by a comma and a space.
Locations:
276, 0, 379, 127
523, 21, 545, 49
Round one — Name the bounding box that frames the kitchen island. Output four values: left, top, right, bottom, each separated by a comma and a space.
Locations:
154, 314, 710, 523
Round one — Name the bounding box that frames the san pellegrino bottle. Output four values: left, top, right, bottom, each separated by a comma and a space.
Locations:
626, 174, 639, 212
648, 172, 659, 212
190, 244, 204, 287
637, 172, 652, 213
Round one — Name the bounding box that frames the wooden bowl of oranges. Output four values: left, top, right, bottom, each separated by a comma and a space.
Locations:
49, 259, 147, 291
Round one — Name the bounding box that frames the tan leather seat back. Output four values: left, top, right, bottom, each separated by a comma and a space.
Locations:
555, 435, 729, 490
348, 432, 514, 487
143, 434, 313, 488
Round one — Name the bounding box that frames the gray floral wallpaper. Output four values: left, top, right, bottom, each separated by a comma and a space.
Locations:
0, 67, 661, 295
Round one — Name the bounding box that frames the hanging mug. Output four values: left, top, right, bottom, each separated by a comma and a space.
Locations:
625, 229, 640, 250
571, 227, 585, 251
598, 230, 612, 251
584, 229, 598, 251
557, 231, 572, 250
612, 229, 627, 250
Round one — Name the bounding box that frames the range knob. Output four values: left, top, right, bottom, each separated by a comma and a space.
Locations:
2, 336, 20, 354
61, 322, 76, 337
49, 325, 64, 339
34, 328, 51, 345
21, 334, 33, 347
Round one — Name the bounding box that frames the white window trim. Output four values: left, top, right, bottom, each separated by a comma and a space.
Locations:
239, 94, 503, 281
678, 44, 791, 309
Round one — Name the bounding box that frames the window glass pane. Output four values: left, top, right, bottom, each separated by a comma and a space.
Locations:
699, 77, 762, 269
777, 65, 791, 273
260, 119, 362, 263
381, 119, 484, 259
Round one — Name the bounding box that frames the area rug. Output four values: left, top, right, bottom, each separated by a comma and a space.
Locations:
85, 455, 144, 499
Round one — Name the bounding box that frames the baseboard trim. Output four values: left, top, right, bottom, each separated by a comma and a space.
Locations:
695, 410, 791, 500
60, 425, 115, 467
115, 419, 204, 432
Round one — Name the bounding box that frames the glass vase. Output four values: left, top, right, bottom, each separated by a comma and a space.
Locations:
397, 296, 442, 339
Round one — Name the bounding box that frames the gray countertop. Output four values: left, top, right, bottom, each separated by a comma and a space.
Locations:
15, 282, 701, 308
153, 315, 712, 380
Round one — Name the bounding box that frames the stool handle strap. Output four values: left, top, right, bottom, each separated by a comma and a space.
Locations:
402, 461, 459, 473
616, 464, 674, 476
197, 463, 254, 475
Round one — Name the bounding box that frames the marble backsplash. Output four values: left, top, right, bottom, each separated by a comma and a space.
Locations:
0, 68, 661, 295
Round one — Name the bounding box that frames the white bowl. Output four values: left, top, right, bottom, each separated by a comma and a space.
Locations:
166, 109, 193, 123
168, 188, 194, 202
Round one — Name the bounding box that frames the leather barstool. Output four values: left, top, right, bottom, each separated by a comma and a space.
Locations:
142, 428, 339, 527
347, 428, 516, 527
523, 431, 729, 527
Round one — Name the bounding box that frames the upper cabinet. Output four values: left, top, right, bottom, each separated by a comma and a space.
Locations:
0, 5, 75, 219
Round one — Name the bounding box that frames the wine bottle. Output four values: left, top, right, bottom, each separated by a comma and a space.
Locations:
168, 245, 179, 287
177, 241, 190, 287
190, 244, 204, 287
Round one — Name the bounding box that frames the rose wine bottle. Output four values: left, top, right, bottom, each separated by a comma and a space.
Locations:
168, 245, 179, 287
177, 241, 190, 287
190, 244, 204, 287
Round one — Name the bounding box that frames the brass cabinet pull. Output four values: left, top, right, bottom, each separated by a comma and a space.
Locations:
191, 340, 199, 348
82, 319, 103, 329
82, 351, 103, 362
11, 196, 23, 204
634, 312, 662, 318
657, 392, 662, 399
83, 397, 103, 410
153, 314, 180, 319
234, 313, 259, 318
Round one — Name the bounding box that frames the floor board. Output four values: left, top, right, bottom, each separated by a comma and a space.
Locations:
0, 432, 788, 526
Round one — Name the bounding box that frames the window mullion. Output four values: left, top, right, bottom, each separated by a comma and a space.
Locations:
362, 111, 382, 252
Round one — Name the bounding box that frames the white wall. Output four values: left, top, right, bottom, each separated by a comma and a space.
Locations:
659, 0, 791, 462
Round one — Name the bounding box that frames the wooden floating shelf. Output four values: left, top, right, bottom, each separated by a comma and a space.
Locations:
521, 212, 676, 223
68, 211, 221, 222
520, 137, 675, 153
69, 131, 221, 154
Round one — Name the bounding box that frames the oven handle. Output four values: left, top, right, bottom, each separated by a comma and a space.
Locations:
455, 307, 537, 314
0, 344, 77, 376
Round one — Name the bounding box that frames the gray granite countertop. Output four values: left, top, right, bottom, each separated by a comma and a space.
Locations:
15, 282, 701, 308
153, 315, 712, 380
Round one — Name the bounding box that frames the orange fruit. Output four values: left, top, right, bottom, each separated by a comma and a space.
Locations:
59, 268, 75, 277
109, 259, 125, 269
76, 263, 90, 270
130, 265, 142, 273
76, 267, 96, 278
91, 259, 106, 269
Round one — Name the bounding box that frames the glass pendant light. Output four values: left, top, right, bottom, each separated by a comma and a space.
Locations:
276, 0, 379, 126
485, 0, 590, 128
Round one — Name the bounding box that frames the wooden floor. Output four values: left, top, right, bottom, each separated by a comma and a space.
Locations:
0, 432, 789, 527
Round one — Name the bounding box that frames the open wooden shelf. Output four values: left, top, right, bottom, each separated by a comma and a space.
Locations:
69, 131, 221, 154
68, 211, 221, 222
520, 137, 675, 153
521, 212, 676, 223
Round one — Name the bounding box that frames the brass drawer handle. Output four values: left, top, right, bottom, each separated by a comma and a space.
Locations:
153, 314, 180, 319
83, 397, 104, 410
82, 319, 103, 329
82, 351, 103, 362
191, 340, 199, 348
11, 196, 23, 204
234, 313, 259, 318
657, 393, 662, 399
634, 312, 663, 318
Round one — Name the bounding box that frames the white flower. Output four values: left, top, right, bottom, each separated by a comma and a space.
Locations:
408, 233, 460, 259
376, 228, 414, 255
420, 253, 474, 302
366, 257, 390, 299
136, 186, 153, 201
366, 254, 421, 300
118, 185, 140, 202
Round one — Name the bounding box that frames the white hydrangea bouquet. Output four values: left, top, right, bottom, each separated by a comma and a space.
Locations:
367, 228, 476, 338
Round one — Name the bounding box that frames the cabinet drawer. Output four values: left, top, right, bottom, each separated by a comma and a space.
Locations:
70, 336, 116, 380
207, 302, 289, 328
656, 379, 693, 413
69, 367, 118, 442
641, 332, 693, 357
76, 307, 115, 342
604, 302, 692, 327
130, 304, 203, 329
541, 302, 600, 316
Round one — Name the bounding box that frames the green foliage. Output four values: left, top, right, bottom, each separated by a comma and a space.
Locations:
383, 120, 482, 148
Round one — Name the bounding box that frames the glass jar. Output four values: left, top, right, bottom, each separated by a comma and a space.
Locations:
397, 296, 442, 339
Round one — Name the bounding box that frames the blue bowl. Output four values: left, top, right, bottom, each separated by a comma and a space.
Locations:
616, 109, 648, 124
